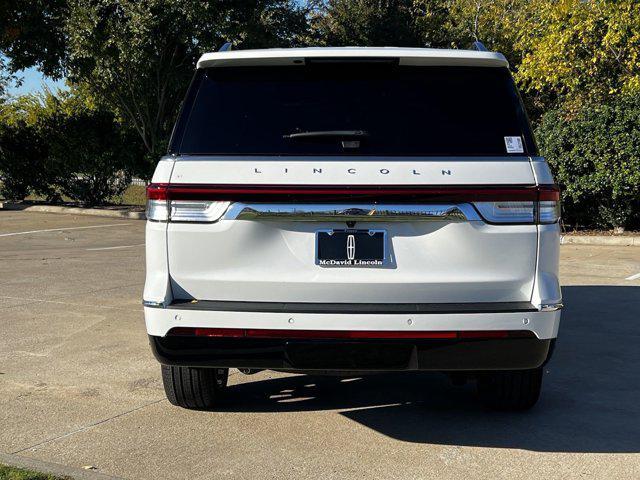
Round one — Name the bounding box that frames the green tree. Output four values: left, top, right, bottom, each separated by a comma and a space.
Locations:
515, 0, 640, 113
0, 0, 68, 78
428, 0, 527, 60
0, 89, 139, 204
65, 0, 309, 176
0, 94, 62, 201
1, 56, 14, 99
44, 91, 140, 206
1, 0, 310, 177
309, 0, 426, 47
310, 1, 529, 59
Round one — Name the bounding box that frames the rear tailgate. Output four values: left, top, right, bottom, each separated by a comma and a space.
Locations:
166, 157, 537, 304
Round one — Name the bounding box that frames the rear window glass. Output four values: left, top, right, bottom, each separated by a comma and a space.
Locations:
172, 63, 536, 156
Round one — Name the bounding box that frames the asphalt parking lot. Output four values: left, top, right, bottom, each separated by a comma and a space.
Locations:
1, 211, 639, 480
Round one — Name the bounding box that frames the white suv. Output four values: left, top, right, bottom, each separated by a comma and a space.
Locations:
144, 47, 562, 410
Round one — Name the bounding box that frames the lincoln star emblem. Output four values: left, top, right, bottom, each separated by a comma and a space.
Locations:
347, 234, 356, 260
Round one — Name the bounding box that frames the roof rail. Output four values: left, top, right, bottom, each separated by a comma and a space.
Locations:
219, 42, 233, 52
469, 41, 488, 52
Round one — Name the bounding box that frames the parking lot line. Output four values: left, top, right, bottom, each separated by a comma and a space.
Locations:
86, 243, 145, 251
0, 223, 132, 237
625, 272, 640, 280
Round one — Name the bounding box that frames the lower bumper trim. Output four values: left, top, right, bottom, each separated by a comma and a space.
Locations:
165, 300, 538, 314
149, 335, 553, 371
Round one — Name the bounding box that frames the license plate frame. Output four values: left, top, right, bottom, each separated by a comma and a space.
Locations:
315, 229, 387, 267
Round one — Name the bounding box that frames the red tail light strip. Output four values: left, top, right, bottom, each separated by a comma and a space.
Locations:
146, 183, 169, 200
147, 183, 559, 202
167, 327, 534, 340
537, 185, 560, 201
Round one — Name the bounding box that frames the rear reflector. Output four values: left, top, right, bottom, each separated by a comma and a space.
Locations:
167, 327, 534, 340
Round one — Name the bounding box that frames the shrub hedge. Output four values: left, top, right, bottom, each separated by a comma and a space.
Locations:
536, 94, 640, 230
0, 90, 141, 206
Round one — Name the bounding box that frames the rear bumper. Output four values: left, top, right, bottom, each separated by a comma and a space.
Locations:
149, 335, 554, 371
144, 303, 561, 339
145, 301, 560, 370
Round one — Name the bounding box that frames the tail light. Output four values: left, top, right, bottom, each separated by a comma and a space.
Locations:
145, 184, 169, 222
473, 186, 560, 224
473, 201, 535, 223
537, 186, 562, 224
169, 200, 231, 222
146, 183, 230, 223
146, 183, 560, 225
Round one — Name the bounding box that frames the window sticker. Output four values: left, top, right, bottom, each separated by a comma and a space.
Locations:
504, 136, 524, 153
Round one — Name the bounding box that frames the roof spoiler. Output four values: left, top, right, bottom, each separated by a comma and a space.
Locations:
196, 47, 509, 69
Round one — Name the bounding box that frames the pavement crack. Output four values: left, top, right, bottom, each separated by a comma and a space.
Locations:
50, 282, 144, 299
11, 398, 167, 455
0, 301, 36, 311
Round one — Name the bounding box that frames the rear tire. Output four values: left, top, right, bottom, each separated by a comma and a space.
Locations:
477, 368, 543, 410
161, 365, 228, 409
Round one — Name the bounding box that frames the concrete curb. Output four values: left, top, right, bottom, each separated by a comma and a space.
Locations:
0, 203, 145, 220
561, 234, 639, 246
0, 451, 125, 480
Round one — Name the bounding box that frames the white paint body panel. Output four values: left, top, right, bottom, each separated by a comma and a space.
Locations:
170, 157, 535, 185
143, 221, 171, 304
161, 157, 543, 306
167, 219, 537, 303
150, 157, 175, 183
532, 223, 562, 306
530, 157, 555, 185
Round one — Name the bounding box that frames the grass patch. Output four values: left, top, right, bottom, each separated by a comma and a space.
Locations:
0, 464, 68, 480
6, 183, 147, 208
119, 184, 146, 206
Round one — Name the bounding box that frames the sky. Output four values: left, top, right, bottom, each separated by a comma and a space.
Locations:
4, 60, 67, 96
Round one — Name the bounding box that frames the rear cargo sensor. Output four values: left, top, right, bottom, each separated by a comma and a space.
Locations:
166, 327, 535, 340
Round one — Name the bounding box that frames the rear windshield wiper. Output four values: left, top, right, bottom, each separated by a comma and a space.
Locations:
283, 130, 369, 139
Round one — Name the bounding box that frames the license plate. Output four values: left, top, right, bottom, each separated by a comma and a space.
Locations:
316, 230, 386, 267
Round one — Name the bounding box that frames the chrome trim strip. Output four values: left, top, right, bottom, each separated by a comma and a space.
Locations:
539, 302, 563, 312
224, 203, 480, 222
143, 300, 166, 308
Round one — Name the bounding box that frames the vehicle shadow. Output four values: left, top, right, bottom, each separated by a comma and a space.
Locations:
222, 285, 640, 453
